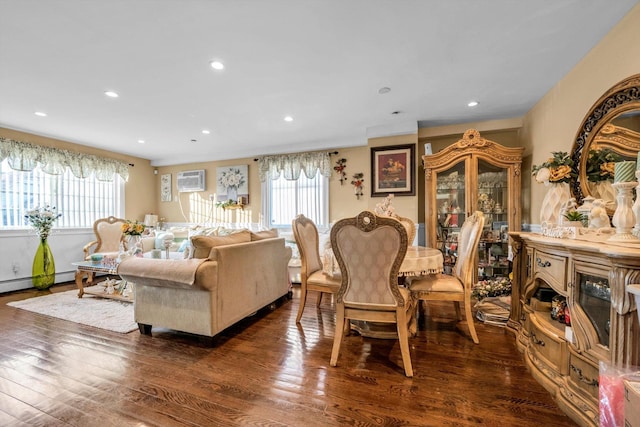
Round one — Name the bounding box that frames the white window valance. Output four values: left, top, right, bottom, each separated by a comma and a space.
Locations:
257, 151, 332, 182
0, 137, 130, 181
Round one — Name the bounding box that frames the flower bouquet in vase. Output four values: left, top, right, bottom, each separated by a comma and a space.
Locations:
532, 151, 576, 228
24, 205, 62, 290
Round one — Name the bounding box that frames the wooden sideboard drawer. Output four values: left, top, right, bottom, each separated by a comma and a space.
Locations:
568, 346, 600, 400
529, 313, 568, 375
533, 250, 568, 292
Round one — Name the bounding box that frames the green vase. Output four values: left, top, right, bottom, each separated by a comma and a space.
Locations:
32, 238, 55, 290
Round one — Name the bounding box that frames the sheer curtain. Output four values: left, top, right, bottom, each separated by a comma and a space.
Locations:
258, 151, 332, 228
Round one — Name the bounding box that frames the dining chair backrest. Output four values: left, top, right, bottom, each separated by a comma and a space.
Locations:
396, 216, 416, 245
453, 211, 485, 288
331, 211, 408, 307
292, 214, 322, 277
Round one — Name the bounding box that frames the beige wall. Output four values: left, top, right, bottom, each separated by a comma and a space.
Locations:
0, 127, 156, 222
521, 3, 640, 224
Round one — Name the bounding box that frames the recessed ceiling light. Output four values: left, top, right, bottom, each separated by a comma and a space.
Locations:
284, 116, 293, 122
467, 100, 479, 107
210, 61, 224, 70
391, 111, 401, 115
105, 91, 119, 98
202, 130, 211, 134
378, 87, 391, 94
34, 111, 47, 117
137, 139, 145, 144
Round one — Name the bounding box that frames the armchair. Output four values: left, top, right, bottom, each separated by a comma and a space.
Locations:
83, 216, 126, 260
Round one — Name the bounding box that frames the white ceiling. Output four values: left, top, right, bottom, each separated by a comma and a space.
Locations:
1, 0, 638, 166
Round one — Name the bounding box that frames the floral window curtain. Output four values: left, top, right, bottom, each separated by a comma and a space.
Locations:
257, 151, 332, 181
0, 137, 130, 181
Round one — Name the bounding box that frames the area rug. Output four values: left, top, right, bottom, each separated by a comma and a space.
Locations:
7, 289, 137, 333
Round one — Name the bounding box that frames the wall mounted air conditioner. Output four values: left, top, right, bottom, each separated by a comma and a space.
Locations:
177, 169, 205, 192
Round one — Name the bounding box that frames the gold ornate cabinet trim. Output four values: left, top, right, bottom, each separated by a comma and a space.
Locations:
422, 129, 524, 265
509, 232, 640, 427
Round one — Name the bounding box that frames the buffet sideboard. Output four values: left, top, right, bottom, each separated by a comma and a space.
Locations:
508, 232, 640, 427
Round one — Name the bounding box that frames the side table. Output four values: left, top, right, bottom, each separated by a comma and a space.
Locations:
72, 260, 133, 302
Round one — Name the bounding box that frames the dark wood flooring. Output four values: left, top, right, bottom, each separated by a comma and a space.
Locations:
0, 282, 577, 426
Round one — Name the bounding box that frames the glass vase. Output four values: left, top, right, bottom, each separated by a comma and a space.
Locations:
32, 238, 55, 290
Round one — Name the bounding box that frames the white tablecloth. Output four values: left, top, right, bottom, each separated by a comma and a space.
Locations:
322, 245, 443, 279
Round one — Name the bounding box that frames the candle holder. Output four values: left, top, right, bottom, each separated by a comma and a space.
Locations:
608, 181, 640, 243
634, 170, 640, 237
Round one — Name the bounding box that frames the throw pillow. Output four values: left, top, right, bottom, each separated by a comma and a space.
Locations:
250, 229, 278, 241
191, 230, 252, 258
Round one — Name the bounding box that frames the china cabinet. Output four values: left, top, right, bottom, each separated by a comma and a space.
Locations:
508, 232, 640, 427
423, 129, 524, 280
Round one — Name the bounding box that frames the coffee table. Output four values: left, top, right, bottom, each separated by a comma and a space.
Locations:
72, 260, 133, 302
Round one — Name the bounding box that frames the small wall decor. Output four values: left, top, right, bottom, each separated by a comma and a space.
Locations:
371, 144, 415, 197
334, 158, 347, 185
160, 173, 172, 202
351, 172, 364, 199
217, 165, 249, 203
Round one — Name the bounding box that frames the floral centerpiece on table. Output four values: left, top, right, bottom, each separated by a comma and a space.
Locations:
24, 205, 62, 240
531, 151, 576, 184
472, 277, 512, 300
121, 220, 145, 236
374, 194, 397, 217
585, 148, 622, 182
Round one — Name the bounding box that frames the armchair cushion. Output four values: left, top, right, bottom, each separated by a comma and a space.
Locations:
191, 230, 252, 258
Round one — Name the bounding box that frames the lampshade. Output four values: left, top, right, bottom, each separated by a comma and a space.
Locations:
144, 214, 158, 227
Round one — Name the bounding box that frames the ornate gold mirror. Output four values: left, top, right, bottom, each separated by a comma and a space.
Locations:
570, 74, 640, 215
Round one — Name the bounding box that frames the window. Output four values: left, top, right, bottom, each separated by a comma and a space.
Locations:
262, 170, 329, 228
0, 159, 124, 228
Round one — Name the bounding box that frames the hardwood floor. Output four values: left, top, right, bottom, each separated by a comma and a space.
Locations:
0, 283, 577, 426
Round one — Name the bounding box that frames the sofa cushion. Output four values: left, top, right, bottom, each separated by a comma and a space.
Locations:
191, 230, 252, 258
250, 229, 278, 241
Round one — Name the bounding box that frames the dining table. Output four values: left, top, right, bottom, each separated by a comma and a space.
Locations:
322, 245, 444, 338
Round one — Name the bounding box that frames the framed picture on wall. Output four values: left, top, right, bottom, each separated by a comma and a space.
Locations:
160, 173, 172, 202
216, 165, 249, 204
370, 144, 415, 197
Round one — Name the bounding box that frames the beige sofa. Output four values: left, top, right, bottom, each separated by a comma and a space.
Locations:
118, 232, 291, 338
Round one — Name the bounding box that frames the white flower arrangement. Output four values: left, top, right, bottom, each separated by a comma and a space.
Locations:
24, 205, 62, 240
374, 194, 397, 217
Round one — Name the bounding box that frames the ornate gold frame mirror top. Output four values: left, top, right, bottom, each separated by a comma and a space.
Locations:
570, 74, 640, 215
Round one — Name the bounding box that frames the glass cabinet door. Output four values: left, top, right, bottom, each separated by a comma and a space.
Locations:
476, 159, 510, 281
435, 159, 466, 274
575, 272, 611, 348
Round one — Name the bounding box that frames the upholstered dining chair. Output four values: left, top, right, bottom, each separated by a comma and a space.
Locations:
396, 216, 416, 245
408, 211, 485, 344
292, 214, 341, 323
329, 210, 414, 377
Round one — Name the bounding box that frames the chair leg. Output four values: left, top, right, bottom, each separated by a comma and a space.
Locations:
316, 291, 323, 307
396, 309, 414, 377
330, 304, 346, 367
464, 298, 479, 344
454, 301, 462, 321
295, 282, 308, 323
